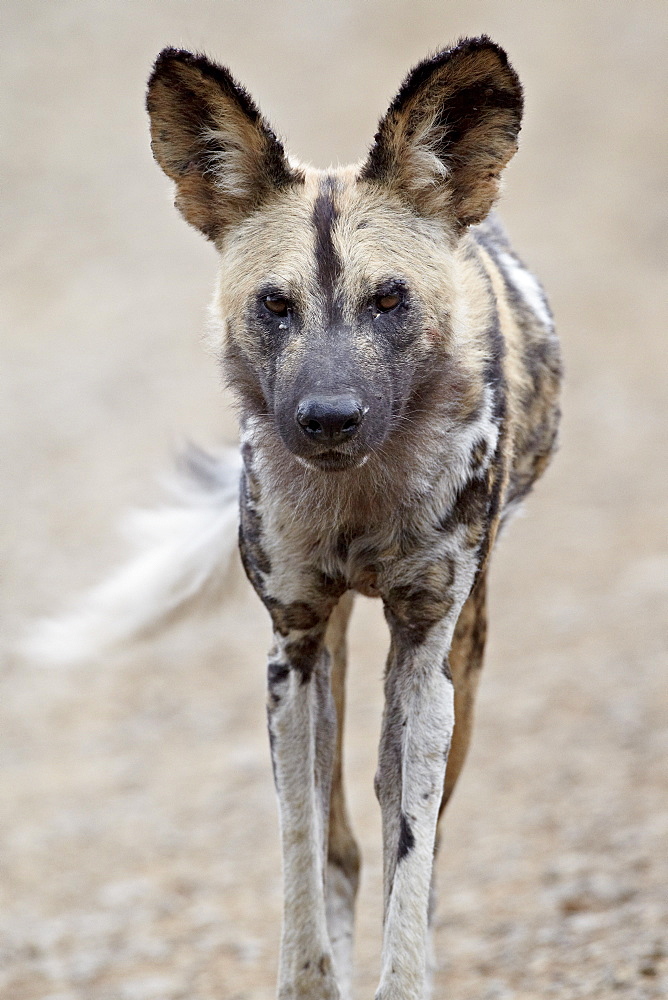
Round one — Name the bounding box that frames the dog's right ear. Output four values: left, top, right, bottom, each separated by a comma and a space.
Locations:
147, 49, 300, 242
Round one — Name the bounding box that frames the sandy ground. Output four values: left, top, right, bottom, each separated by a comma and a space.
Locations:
2, 2, 667, 998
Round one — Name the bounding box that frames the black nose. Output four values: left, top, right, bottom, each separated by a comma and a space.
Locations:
296, 395, 365, 444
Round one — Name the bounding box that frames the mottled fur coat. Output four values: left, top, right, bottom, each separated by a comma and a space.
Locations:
32, 36, 561, 1000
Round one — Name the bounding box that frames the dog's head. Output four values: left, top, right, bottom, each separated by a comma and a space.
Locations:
147, 39, 522, 472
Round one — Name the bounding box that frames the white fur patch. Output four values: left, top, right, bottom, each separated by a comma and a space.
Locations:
500, 250, 554, 331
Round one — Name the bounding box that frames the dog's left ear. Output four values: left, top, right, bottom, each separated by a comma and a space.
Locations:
361, 37, 523, 228
147, 48, 299, 242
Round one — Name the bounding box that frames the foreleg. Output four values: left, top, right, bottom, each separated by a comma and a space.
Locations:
375, 623, 455, 1000
324, 591, 360, 999
427, 573, 488, 989
267, 623, 340, 1000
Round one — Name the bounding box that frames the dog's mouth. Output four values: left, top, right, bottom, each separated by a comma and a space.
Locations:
296, 450, 370, 473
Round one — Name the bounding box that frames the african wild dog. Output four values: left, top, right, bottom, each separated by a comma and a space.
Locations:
32, 35, 561, 1000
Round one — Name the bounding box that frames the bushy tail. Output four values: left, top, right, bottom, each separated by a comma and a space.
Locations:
23, 445, 242, 666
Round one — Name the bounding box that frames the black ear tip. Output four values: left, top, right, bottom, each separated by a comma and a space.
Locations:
154, 45, 193, 62
446, 35, 522, 100
150, 46, 195, 77
427, 35, 515, 75
146, 48, 261, 124
150, 47, 224, 80
387, 35, 520, 120
450, 34, 510, 61
148, 47, 195, 96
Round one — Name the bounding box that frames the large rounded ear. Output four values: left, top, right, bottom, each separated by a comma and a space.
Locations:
361, 37, 523, 228
147, 48, 301, 242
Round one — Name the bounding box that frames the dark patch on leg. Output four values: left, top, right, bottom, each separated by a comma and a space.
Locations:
265, 598, 322, 636
268, 660, 290, 684
284, 632, 322, 684
267, 660, 290, 705
397, 812, 415, 862
384, 584, 454, 647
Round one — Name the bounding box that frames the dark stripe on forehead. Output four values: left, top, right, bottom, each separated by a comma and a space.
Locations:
312, 175, 342, 310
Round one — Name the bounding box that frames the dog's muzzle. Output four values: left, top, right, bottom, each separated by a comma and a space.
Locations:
295, 395, 366, 446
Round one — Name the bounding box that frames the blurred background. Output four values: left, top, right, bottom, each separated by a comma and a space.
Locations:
2, 2, 667, 998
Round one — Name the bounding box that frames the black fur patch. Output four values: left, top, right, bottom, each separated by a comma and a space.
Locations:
265, 598, 323, 637
239, 477, 271, 577
437, 474, 490, 535
267, 716, 277, 782
284, 632, 322, 684
397, 812, 416, 861
268, 660, 290, 686
312, 175, 342, 314
238, 528, 269, 597
385, 583, 455, 647
267, 660, 290, 706
469, 437, 489, 472
483, 311, 507, 426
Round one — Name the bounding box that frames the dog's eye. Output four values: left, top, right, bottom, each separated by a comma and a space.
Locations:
374, 292, 402, 313
263, 295, 290, 317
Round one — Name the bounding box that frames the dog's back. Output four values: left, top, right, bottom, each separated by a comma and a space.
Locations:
472, 215, 561, 518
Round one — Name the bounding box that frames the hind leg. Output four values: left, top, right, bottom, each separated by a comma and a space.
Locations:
324, 591, 360, 1000
441, 572, 487, 815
